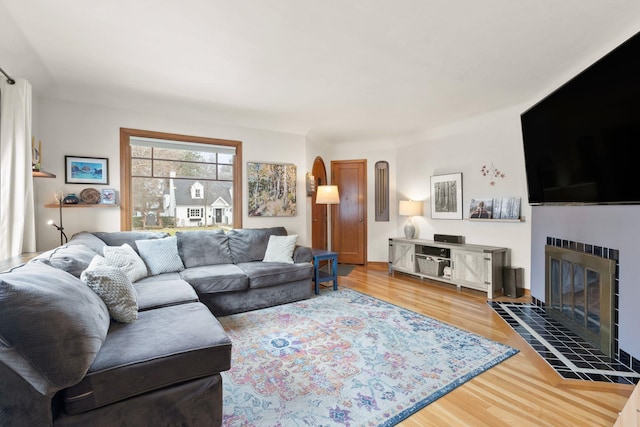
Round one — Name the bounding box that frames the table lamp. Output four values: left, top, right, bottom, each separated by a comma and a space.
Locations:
399, 200, 423, 239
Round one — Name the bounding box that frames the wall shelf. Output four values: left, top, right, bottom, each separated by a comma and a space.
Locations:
467, 217, 525, 223
45, 203, 118, 208
33, 170, 56, 178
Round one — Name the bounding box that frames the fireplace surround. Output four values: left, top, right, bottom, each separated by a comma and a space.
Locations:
490, 236, 640, 383
545, 245, 616, 356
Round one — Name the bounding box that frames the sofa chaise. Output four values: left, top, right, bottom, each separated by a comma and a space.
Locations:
0, 227, 314, 426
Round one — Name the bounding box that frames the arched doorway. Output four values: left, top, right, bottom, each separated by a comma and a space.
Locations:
311, 156, 328, 250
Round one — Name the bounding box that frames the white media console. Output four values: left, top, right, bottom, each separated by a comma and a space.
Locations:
388, 237, 509, 299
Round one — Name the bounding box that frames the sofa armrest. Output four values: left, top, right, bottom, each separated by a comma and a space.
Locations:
293, 246, 312, 263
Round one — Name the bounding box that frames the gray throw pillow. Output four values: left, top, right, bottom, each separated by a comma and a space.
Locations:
136, 236, 185, 276
102, 243, 148, 282
81, 258, 138, 323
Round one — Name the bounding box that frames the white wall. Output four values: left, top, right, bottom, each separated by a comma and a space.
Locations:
317, 139, 398, 263
393, 105, 532, 288
33, 97, 309, 251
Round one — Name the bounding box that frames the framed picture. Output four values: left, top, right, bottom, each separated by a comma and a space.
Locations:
101, 188, 116, 204
492, 197, 521, 219
247, 162, 297, 216
469, 198, 493, 219
65, 156, 109, 184
430, 173, 463, 219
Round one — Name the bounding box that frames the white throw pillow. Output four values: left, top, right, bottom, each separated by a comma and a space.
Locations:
81, 259, 138, 323
102, 244, 148, 282
262, 235, 298, 264
136, 236, 185, 276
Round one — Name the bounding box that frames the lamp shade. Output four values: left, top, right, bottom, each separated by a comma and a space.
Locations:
399, 200, 422, 216
316, 185, 340, 204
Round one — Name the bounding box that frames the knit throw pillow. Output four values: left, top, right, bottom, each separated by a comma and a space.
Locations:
102, 243, 148, 282
81, 258, 138, 323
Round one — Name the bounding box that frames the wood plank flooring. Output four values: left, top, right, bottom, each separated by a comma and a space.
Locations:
336, 262, 633, 426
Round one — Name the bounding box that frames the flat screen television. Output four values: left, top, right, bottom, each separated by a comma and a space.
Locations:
521, 31, 640, 205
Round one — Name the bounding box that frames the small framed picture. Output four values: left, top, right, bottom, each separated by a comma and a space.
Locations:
100, 188, 116, 204
469, 198, 493, 218
65, 156, 109, 184
492, 197, 521, 219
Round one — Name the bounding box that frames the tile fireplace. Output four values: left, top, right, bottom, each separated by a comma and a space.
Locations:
490, 237, 640, 383
545, 244, 616, 357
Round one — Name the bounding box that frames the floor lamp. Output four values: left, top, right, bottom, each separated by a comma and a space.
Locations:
315, 185, 340, 250
48, 196, 68, 246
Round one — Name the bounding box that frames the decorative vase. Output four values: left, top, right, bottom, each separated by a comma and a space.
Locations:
403, 220, 416, 239
63, 193, 80, 204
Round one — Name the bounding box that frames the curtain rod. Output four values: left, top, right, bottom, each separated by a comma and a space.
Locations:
0, 67, 16, 85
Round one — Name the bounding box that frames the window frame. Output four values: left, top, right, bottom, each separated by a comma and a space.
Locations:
120, 128, 242, 230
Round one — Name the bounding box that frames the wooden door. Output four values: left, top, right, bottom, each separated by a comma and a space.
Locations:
311, 157, 328, 250
331, 159, 367, 264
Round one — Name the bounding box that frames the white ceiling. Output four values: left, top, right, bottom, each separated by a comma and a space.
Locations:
1, 0, 639, 142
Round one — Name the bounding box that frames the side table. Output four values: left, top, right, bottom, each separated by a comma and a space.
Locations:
311, 248, 338, 295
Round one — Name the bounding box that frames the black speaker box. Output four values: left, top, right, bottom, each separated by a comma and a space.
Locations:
433, 234, 464, 244
503, 267, 524, 298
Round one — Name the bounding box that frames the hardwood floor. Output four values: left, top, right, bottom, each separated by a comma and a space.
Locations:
337, 263, 633, 426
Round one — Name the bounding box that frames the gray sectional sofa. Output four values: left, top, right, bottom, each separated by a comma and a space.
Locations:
0, 227, 314, 426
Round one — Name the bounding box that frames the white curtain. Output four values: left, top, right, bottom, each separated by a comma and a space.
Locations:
0, 78, 36, 260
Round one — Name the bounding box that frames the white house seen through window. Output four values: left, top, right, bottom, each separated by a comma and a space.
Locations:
120, 129, 242, 233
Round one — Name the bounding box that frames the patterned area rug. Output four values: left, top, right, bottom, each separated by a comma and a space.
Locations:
219, 289, 518, 426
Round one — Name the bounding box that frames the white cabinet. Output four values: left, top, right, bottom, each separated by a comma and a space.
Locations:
389, 240, 415, 274
388, 238, 508, 299
452, 249, 490, 290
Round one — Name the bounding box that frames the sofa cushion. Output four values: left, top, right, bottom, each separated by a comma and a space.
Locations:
262, 234, 298, 263
69, 231, 108, 255
135, 272, 182, 283
93, 231, 169, 253
0, 262, 109, 396
134, 279, 199, 311
81, 261, 138, 323
227, 227, 287, 263
136, 236, 185, 275
102, 244, 148, 282
179, 264, 248, 294
175, 230, 232, 268
62, 302, 232, 415
293, 245, 313, 263
237, 261, 314, 289
31, 243, 98, 277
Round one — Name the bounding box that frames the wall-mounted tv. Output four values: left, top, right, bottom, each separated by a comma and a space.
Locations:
521, 31, 640, 205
